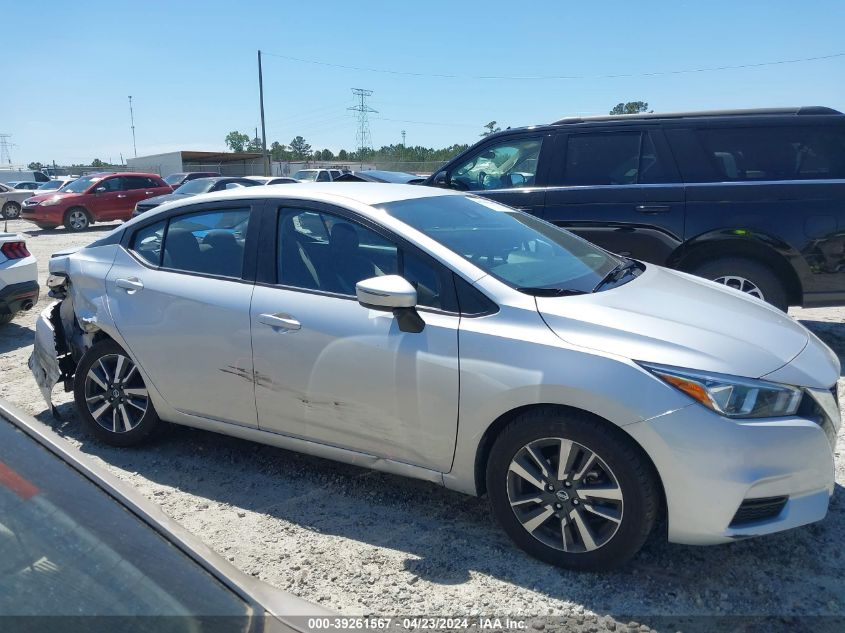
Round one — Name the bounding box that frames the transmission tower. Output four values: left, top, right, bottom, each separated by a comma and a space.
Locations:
0, 134, 12, 166
347, 88, 377, 168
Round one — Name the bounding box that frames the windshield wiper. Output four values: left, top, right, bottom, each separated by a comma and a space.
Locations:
591, 259, 641, 293
517, 287, 587, 297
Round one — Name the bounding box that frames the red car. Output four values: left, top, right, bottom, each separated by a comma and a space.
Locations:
21, 172, 171, 231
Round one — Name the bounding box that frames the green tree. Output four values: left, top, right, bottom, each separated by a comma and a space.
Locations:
91, 158, 105, 168
246, 135, 263, 152
338, 149, 349, 161
481, 121, 501, 137
28, 161, 43, 170
289, 136, 312, 160
609, 101, 651, 115
319, 149, 335, 161
270, 141, 290, 161
225, 131, 251, 152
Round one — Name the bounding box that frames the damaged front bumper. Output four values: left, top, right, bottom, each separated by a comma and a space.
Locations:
29, 302, 74, 413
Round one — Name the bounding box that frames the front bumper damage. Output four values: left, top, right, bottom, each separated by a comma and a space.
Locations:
29, 301, 76, 415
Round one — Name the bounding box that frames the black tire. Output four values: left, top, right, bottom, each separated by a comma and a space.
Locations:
690, 257, 788, 311
486, 408, 659, 571
64, 207, 91, 231
0, 313, 14, 325
2, 201, 21, 219
73, 340, 160, 447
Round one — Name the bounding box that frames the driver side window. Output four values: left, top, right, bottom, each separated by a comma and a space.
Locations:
451, 137, 542, 191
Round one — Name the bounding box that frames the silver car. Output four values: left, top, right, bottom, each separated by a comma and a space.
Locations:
30, 183, 840, 571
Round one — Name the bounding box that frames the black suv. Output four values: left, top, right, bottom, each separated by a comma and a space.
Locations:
426, 107, 845, 310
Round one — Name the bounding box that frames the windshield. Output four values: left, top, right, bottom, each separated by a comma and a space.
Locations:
37, 181, 63, 191
380, 195, 623, 293
174, 179, 216, 194
0, 418, 252, 620
61, 175, 100, 194
164, 173, 186, 185
293, 170, 318, 181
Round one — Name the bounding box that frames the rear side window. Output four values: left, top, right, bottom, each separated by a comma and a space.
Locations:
563, 131, 670, 185
698, 126, 845, 181
125, 176, 160, 189
131, 209, 250, 278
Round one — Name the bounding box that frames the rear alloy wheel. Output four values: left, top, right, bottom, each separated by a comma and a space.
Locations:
74, 340, 160, 446
487, 409, 659, 571
64, 207, 91, 231
691, 257, 788, 311
2, 201, 21, 219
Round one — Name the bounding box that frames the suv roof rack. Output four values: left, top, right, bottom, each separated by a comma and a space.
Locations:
551, 106, 842, 125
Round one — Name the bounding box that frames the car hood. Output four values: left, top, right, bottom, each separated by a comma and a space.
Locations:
142, 192, 193, 206
26, 191, 81, 203
536, 264, 821, 383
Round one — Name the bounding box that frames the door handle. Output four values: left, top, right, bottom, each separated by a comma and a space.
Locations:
144, 191, 154, 195
117, 194, 127, 198
259, 312, 301, 331
635, 204, 671, 214
115, 277, 144, 293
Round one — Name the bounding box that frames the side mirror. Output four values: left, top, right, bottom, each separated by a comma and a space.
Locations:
432, 170, 450, 188
356, 275, 425, 333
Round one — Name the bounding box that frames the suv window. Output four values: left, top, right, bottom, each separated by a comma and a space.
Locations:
698, 126, 845, 181
277, 208, 449, 309
316, 171, 331, 182
132, 208, 250, 277
98, 177, 126, 192
451, 137, 542, 191
124, 176, 158, 190
563, 131, 669, 185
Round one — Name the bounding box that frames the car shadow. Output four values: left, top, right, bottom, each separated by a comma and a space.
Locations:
798, 319, 845, 375
20, 223, 120, 237
35, 400, 845, 622
0, 321, 34, 354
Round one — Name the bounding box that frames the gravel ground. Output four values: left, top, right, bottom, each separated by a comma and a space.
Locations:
1, 217, 844, 629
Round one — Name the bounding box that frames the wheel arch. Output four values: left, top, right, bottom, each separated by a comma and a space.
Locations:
473, 403, 666, 518
668, 234, 803, 305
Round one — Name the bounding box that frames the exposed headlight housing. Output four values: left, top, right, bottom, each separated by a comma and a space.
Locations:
640, 362, 802, 419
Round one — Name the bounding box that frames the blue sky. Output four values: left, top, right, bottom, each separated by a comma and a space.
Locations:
4, 0, 844, 165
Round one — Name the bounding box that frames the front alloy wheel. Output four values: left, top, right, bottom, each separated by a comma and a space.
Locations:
487, 408, 659, 571
507, 438, 623, 553
2, 201, 21, 219
712, 275, 765, 301
74, 340, 160, 446
65, 208, 90, 231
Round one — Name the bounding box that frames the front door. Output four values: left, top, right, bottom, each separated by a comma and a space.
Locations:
250, 203, 460, 472
443, 133, 550, 215
86, 176, 127, 221
106, 203, 258, 427
542, 128, 685, 264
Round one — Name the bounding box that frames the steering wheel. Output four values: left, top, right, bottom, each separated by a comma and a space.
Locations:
478, 171, 490, 189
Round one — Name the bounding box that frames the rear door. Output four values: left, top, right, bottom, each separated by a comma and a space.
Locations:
443, 133, 550, 215
543, 127, 685, 263
122, 176, 162, 218
107, 200, 260, 427
86, 176, 127, 221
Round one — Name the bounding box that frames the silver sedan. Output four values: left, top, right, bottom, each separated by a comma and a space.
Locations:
30, 183, 840, 570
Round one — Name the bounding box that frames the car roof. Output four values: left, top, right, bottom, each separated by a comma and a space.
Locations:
87, 171, 162, 178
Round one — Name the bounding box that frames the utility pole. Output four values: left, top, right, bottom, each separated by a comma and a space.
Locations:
348, 88, 377, 170
0, 134, 12, 166
128, 96, 137, 158
257, 50, 270, 176
401, 130, 406, 163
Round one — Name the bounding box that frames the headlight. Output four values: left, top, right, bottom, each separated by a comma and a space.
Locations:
41, 196, 63, 206
640, 362, 802, 419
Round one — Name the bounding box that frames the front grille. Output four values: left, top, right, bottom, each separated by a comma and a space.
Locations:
730, 496, 788, 527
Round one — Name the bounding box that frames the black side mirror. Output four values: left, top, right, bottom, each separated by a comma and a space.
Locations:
432, 170, 450, 188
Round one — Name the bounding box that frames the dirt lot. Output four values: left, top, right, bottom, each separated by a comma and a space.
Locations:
2, 217, 844, 629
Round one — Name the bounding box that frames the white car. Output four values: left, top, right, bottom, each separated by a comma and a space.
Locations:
0, 183, 37, 219
33, 178, 75, 196
292, 168, 343, 182
0, 232, 38, 325
30, 184, 840, 570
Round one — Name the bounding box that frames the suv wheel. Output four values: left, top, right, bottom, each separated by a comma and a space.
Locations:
691, 258, 788, 311
73, 340, 160, 447
2, 201, 21, 219
486, 408, 659, 571
64, 207, 91, 231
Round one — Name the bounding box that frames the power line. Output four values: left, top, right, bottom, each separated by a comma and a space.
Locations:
262, 51, 845, 81
371, 116, 477, 128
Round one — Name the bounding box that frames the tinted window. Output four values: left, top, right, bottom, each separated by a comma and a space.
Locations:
164, 173, 186, 186
565, 132, 640, 185
132, 220, 166, 266
316, 171, 331, 182
162, 208, 250, 278
0, 418, 250, 619
381, 195, 623, 293
99, 177, 126, 192
698, 126, 845, 181
451, 137, 542, 191
124, 176, 158, 190
175, 179, 216, 194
